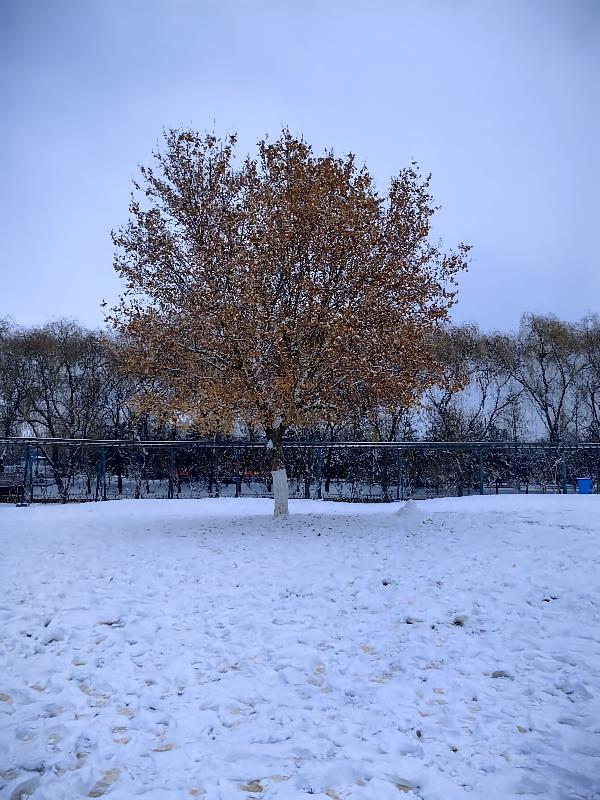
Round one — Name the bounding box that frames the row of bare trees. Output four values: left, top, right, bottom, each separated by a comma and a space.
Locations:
0, 313, 599, 446
423, 313, 600, 443
0, 320, 165, 497
0, 319, 132, 441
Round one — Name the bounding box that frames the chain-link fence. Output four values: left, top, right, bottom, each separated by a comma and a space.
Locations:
1, 438, 598, 504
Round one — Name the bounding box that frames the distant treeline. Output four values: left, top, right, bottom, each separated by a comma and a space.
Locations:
0, 313, 599, 444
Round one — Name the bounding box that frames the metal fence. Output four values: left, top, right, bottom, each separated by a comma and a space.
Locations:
1, 437, 598, 505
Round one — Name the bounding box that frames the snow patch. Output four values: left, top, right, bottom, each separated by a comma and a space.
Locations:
394, 499, 431, 527
0, 495, 599, 799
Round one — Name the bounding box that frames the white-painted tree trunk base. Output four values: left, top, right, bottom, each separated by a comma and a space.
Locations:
272, 468, 289, 517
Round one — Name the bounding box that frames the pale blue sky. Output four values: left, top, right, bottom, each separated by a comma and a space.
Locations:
1, 0, 598, 331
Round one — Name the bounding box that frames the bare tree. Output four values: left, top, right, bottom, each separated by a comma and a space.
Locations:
576, 315, 600, 439
499, 314, 586, 442
16, 321, 119, 498
424, 325, 521, 441
0, 321, 31, 438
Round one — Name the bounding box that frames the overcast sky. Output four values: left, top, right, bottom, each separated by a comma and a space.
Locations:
1, 0, 598, 332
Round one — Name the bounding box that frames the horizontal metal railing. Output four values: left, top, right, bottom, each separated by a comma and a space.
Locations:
1, 437, 599, 450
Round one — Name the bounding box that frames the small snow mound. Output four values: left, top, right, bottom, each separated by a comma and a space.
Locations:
395, 499, 430, 526
41, 626, 66, 645
8, 776, 40, 800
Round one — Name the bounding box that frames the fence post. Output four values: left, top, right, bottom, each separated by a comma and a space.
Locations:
316, 446, 323, 500
29, 446, 35, 504
560, 455, 567, 494
478, 449, 484, 496
100, 447, 107, 501
396, 448, 402, 501
235, 448, 242, 498
168, 447, 174, 499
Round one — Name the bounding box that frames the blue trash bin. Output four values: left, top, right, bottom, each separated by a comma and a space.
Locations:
577, 477, 592, 494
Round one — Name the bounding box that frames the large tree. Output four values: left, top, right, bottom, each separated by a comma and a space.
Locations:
111, 128, 469, 515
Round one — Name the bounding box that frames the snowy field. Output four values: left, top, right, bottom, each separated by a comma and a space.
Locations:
1, 496, 599, 800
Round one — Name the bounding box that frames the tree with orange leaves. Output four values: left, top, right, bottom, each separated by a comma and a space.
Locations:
111, 128, 469, 515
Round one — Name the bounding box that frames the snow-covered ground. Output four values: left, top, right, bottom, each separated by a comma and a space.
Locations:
1, 496, 599, 800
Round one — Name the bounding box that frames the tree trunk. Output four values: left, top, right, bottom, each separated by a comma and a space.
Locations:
266, 426, 288, 517
49, 445, 66, 502
304, 475, 311, 499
